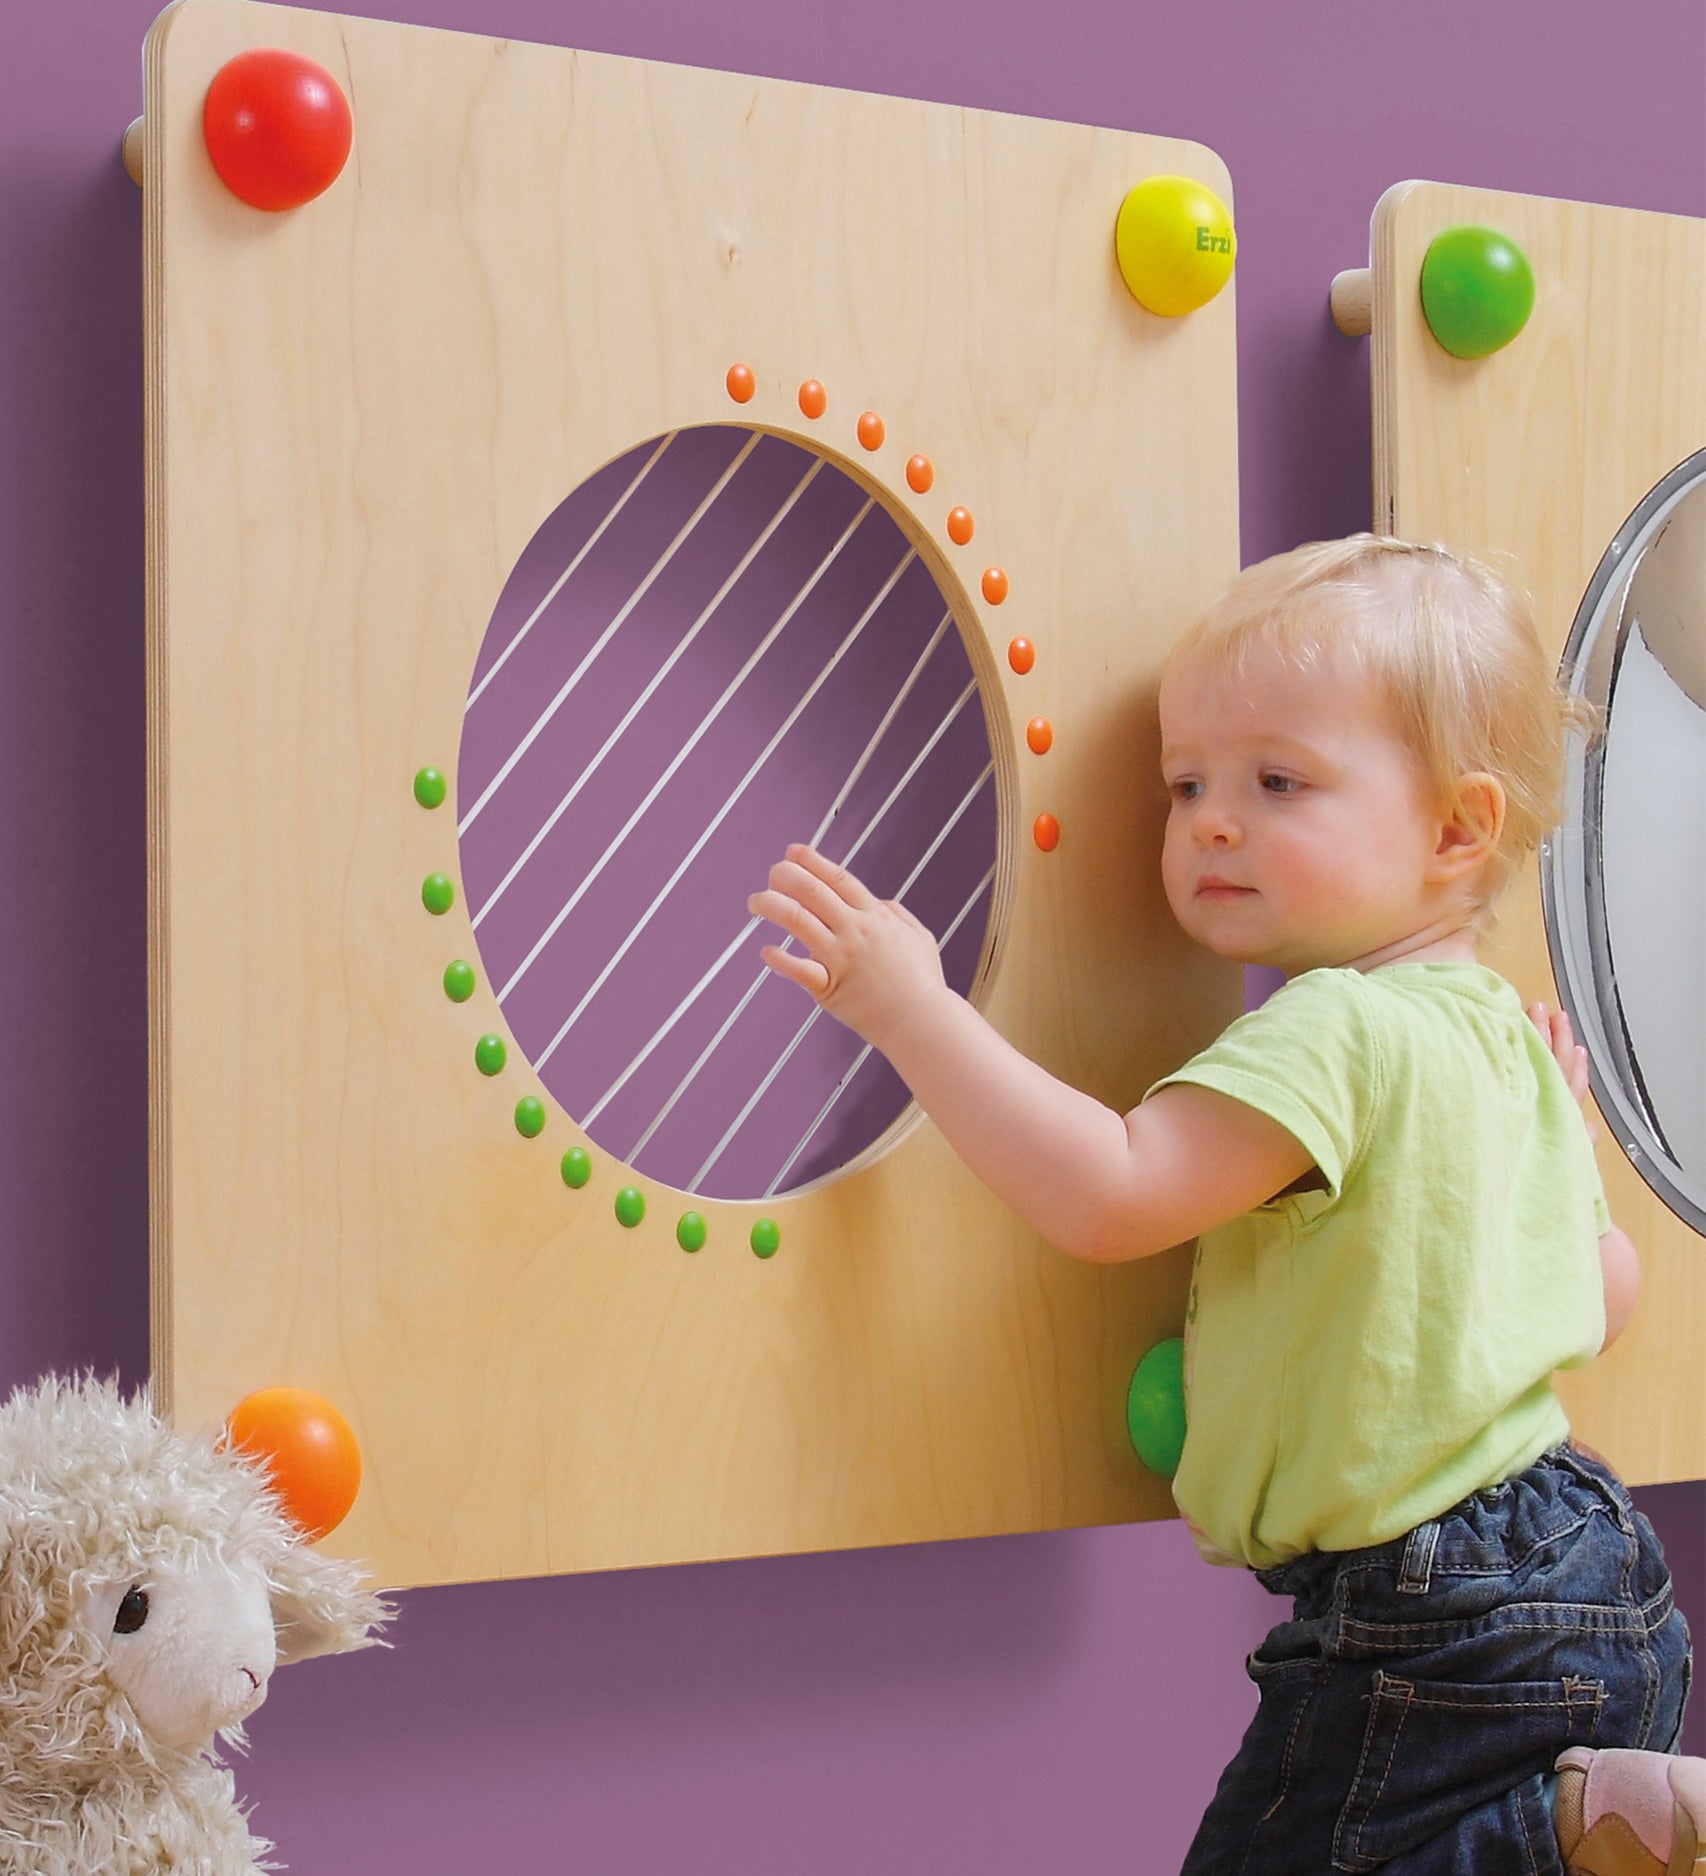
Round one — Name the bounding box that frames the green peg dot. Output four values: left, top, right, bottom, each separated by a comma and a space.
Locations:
676, 1211, 707, 1253
443, 959, 476, 1003
413, 765, 448, 809
615, 1186, 646, 1229
474, 1033, 507, 1076
1418, 225, 1535, 360
515, 1096, 545, 1139
560, 1146, 592, 1189
750, 1218, 780, 1260
1126, 1336, 1187, 1478
422, 872, 455, 916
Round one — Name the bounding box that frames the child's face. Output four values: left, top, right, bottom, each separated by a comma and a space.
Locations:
1158, 646, 1455, 974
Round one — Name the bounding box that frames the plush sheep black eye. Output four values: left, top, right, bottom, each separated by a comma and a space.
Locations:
113, 1587, 150, 1635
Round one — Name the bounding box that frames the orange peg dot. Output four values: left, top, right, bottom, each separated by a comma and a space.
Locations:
857, 410, 885, 450
798, 379, 827, 419
946, 506, 975, 546
725, 362, 756, 404
226, 1387, 362, 1542
1026, 716, 1054, 755
981, 566, 1009, 605
906, 454, 934, 494
1033, 812, 1061, 853
1007, 636, 1035, 675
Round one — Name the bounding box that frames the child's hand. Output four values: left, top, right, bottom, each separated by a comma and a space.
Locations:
748, 844, 947, 1053
1529, 1000, 1598, 1141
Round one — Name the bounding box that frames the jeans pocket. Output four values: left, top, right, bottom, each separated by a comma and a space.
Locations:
1330, 1671, 1605, 1872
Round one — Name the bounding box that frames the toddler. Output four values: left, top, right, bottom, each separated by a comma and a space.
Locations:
750, 536, 1700, 1873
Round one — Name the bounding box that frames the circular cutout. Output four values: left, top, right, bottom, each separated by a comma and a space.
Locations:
457, 426, 998, 1201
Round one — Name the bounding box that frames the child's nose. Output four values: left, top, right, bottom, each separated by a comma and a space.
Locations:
1193, 795, 1241, 846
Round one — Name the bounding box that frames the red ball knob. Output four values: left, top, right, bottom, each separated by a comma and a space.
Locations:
204, 49, 353, 211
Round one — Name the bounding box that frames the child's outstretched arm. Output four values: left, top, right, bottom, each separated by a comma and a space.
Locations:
1529, 1000, 1641, 1350
750, 844, 1313, 1263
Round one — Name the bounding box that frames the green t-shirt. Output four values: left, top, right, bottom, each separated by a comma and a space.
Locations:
1149, 962, 1608, 1571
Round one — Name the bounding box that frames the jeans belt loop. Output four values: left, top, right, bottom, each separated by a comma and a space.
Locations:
1398, 1521, 1439, 1595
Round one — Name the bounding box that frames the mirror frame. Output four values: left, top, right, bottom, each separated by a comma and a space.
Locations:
1541, 445, 1706, 1237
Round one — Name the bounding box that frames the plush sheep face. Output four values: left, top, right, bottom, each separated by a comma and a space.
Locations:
77, 1551, 278, 1751
0, 1378, 389, 1780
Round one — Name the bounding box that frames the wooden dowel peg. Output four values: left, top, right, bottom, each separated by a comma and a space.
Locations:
1331, 267, 1372, 336
123, 117, 145, 187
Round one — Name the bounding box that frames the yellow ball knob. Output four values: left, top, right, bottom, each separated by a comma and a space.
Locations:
1114, 175, 1236, 317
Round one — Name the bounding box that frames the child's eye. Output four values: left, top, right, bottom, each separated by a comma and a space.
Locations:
1168, 778, 1202, 802
1259, 773, 1300, 795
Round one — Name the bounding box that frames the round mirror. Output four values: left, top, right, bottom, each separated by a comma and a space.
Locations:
1542, 448, 1706, 1235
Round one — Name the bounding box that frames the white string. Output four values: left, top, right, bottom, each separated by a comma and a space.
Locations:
614, 674, 982, 1160
459, 430, 763, 836
688, 759, 995, 1192
471, 456, 827, 929
764, 861, 996, 1196
493, 495, 881, 1005
465, 431, 677, 712
529, 546, 919, 1069
576, 612, 954, 1132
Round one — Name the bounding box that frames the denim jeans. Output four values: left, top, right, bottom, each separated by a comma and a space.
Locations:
1181, 1443, 1693, 1875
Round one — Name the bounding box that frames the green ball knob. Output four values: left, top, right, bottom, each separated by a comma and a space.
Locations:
676, 1211, 707, 1253
514, 1096, 545, 1138
413, 765, 448, 809
749, 1218, 780, 1260
443, 960, 476, 1003
422, 872, 455, 916
474, 1033, 506, 1076
1419, 225, 1535, 360
615, 1186, 646, 1228
1126, 1336, 1187, 1478
560, 1146, 592, 1189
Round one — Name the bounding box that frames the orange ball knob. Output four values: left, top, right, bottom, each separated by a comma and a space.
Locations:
857, 411, 885, 450
726, 362, 756, 404
203, 48, 353, 212
1026, 716, 1054, 755
981, 566, 1009, 605
1033, 812, 1061, 852
1007, 636, 1035, 675
798, 380, 827, 419
946, 506, 974, 546
226, 1386, 363, 1541
906, 454, 934, 493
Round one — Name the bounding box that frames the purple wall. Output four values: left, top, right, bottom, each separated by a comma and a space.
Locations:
1, 0, 1699, 1868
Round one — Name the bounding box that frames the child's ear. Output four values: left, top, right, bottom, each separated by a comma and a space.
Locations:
1431, 772, 1506, 881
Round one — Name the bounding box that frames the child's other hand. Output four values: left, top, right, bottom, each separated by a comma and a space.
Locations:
749, 844, 946, 1053
1529, 1000, 1598, 1141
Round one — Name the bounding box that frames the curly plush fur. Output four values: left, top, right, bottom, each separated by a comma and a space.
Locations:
0, 1376, 390, 1874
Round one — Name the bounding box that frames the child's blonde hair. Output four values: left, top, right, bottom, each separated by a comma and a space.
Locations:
1167, 535, 1590, 925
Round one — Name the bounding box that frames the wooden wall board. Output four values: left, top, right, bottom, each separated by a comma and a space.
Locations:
1367, 179, 1705, 1484
143, 0, 1243, 1585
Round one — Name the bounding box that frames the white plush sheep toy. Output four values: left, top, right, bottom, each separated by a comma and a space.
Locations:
0, 1374, 390, 1873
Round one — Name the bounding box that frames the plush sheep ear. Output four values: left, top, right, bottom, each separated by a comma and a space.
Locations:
268, 1544, 391, 1666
